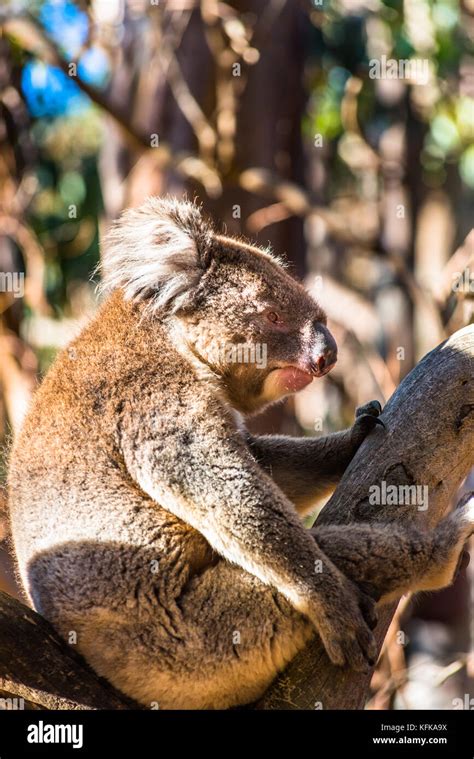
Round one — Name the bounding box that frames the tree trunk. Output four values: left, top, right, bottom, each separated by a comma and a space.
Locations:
258, 323, 474, 709
1, 325, 473, 709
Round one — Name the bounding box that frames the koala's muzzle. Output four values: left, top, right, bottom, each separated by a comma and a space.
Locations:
309, 323, 338, 377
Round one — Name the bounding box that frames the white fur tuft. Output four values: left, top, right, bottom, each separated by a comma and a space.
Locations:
448, 492, 474, 539
99, 197, 211, 312
458, 493, 474, 527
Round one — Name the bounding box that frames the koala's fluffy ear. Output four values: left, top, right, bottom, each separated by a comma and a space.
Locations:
100, 197, 214, 312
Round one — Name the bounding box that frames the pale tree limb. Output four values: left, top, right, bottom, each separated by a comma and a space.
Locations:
258, 324, 474, 709
0, 327, 472, 709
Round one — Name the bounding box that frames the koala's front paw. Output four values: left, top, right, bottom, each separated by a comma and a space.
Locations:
314, 582, 378, 673
351, 400, 385, 447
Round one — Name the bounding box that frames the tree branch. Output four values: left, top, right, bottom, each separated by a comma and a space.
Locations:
0, 590, 140, 709
258, 324, 474, 709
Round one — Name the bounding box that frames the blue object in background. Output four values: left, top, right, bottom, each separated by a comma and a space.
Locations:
78, 47, 110, 89
21, 61, 89, 117
39, 0, 88, 59
21, 0, 110, 117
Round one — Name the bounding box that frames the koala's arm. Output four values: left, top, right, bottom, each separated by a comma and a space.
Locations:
246, 402, 384, 515
246, 430, 356, 514
313, 493, 474, 602
119, 399, 377, 669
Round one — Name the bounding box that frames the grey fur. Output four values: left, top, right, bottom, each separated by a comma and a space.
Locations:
8, 198, 474, 709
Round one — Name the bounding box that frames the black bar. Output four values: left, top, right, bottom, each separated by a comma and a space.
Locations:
0, 709, 472, 757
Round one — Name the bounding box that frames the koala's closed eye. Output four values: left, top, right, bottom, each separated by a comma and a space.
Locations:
262, 308, 289, 330
266, 310, 280, 323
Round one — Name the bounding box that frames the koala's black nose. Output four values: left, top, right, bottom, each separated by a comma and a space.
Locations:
310, 324, 338, 377
310, 348, 337, 377
314, 350, 337, 375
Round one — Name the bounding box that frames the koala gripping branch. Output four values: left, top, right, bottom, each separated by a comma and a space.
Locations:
257, 324, 474, 710
0, 326, 472, 710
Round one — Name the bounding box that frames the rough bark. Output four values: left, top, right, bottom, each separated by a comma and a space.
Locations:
0, 590, 139, 709
0, 326, 472, 709
258, 324, 474, 709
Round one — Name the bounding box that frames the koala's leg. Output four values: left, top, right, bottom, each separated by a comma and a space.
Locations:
311, 494, 474, 603
69, 560, 315, 710
246, 400, 384, 515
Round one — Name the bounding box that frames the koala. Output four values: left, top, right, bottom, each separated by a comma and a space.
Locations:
8, 198, 474, 710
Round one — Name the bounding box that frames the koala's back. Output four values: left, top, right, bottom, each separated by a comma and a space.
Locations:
8, 293, 205, 595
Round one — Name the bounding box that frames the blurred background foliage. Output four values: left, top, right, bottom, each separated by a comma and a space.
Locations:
0, 0, 473, 710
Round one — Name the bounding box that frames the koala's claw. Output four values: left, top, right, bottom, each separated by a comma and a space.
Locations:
353, 400, 386, 441
323, 624, 378, 673
357, 414, 386, 431
355, 400, 382, 419
316, 583, 378, 672
357, 589, 378, 631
